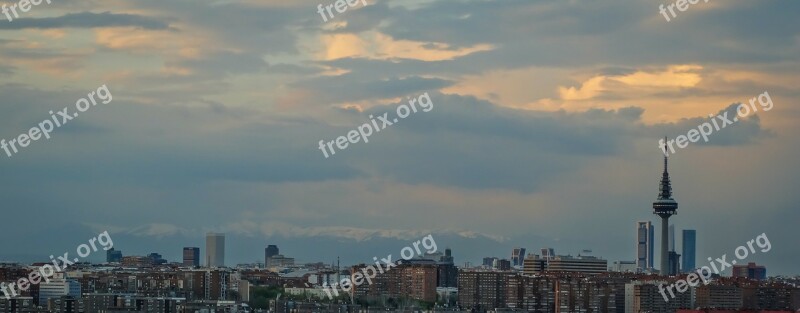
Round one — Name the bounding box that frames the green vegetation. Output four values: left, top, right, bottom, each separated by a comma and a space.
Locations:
248, 286, 284, 309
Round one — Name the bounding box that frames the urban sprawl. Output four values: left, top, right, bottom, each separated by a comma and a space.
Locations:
1, 156, 797, 313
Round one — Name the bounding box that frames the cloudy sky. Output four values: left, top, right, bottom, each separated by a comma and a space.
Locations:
0, 0, 798, 275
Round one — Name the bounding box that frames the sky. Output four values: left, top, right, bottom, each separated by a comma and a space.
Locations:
0, 0, 798, 275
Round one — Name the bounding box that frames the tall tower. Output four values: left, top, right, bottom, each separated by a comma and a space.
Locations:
205, 232, 225, 267
511, 247, 526, 266
183, 247, 200, 267
682, 229, 696, 272
636, 221, 654, 271
653, 140, 678, 275
265, 245, 279, 267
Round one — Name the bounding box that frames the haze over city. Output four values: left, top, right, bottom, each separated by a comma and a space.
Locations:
1, 0, 799, 279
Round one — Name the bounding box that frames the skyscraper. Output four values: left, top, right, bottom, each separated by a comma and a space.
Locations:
511, 247, 526, 266
667, 251, 681, 276
183, 247, 200, 267
265, 245, 279, 266
732, 262, 767, 280
682, 229, 696, 272
106, 248, 122, 263
636, 221, 655, 271
540, 248, 555, 260
652, 142, 678, 275
39, 279, 81, 304
440, 247, 454, 264
205, 232, 225, 267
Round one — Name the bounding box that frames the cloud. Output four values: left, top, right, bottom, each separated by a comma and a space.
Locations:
0, 12, 171, 30
222, 221, 506, 242
653, 103, 773, 147
0, 0, 799, 275
318, 32, 494, 61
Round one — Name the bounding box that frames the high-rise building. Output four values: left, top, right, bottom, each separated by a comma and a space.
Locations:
437, 248, 458, 288
522, 254, 546, 276
637, 221, 655, 272
612, 261, 638, 272
667, 251, 680, 276
506, 274, 556, 311
106, 248, 122, 263
441, 247, 454, 264
653, 143, 678, 275
681, 229, 696, 272
266, 255, 294, 268
624, 280, 691, 313
183, 247, 200, 267
265, 245, 279, 266
458, 270, 512, 311
696, 284, 743, 309
183, 269, 230, 300
0, 297, 35, 312
511, 248, 526, 267
553, 276, 616, 312
732, 262, 767, 280
39, 279, 80, 304
545, 255, 608, 274
349, 263, 438, 302
540, 248, 555, 261
437, 262, 458, 288
494, 259, 512, 271
148, 253, 167, 265
205, 233, 225, 267
740, 284, 800, 310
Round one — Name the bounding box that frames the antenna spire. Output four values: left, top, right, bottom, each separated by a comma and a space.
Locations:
659, 137, 673, 200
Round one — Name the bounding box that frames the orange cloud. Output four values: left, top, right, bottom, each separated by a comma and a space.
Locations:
317, 31, 494, 61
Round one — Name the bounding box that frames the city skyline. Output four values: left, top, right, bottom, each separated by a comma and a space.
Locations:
0, 0, 798, 278
1, 1, 798, 311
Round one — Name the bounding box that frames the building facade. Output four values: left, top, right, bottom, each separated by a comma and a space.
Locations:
624, 280, 691, 313
458, 270, 512, 311
682, 230, 696, 272
264, 245, 279, 267
205, 232, 225, 268
106, 249, 122, 263
183, 247, 200, 267
732, 262, 767, 280
39, 279, 81, 305
695, 284, 743, 309
637, 221, 655, 272
546, 256, 608, 274
511, 248, 526, 267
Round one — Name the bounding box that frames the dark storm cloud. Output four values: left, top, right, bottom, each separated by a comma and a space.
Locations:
326, 93, 641, 191
652, 103, 773, 147
292, 74, 454, 104
167, 51, 270, 77
328, 0, 800, 72
0, 12, 171, 30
